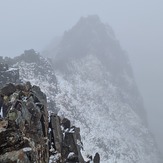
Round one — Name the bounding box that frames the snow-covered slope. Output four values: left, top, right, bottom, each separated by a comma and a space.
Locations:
12, 49, 58, 111
55, 55, 160, 162
50, 15, 161, 162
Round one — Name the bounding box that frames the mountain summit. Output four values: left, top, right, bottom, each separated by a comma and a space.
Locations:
47, 15, 161, 162
52, 15, 146, 122
53, 15, 125, 70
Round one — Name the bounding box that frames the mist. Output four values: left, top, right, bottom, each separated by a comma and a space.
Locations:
0, 0, 163, 157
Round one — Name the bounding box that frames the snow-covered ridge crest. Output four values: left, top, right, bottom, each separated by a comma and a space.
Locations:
12, 50, 58, 111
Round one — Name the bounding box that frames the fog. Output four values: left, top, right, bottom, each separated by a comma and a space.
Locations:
0, 0, 163, 154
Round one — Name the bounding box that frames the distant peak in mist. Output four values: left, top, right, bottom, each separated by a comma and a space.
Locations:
49, 15, 121, 65
77, 15, 101, 26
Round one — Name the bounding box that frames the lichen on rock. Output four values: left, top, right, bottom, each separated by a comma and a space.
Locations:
0, 82, 49, 163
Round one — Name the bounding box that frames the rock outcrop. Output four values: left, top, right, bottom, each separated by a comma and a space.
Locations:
0, 82, 49, 162
0, 62, 19, 88
0, 81, 99, 163
49, 114, 87, 163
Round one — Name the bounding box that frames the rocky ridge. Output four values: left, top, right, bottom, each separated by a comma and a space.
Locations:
1, 50, 58, 112
0, 63, 99, 163
1, 47, 161, 162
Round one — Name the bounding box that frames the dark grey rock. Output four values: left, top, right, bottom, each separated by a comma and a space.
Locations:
50, 114, 62, 153
0, 83, 16, 96
62, 118, 71, 130
93, 153, 100, 163
0, 83, 49, 163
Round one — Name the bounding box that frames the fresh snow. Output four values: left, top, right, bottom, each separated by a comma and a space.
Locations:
55, 54, 160, 163
14, 53, 161, 163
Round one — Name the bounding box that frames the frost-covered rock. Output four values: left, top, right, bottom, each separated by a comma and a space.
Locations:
0, 82, 88, 163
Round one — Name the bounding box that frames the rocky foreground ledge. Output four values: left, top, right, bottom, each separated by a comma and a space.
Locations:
0, 82, 100, 163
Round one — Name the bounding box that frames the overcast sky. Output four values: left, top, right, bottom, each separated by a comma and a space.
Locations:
0, 0, 163, 153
